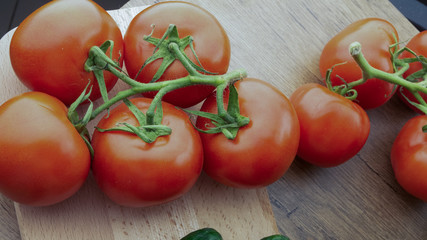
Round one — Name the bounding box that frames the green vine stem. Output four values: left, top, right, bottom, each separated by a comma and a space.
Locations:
90, 68, 246, 122
70, 24, 249, 144
339, 41, 427, 113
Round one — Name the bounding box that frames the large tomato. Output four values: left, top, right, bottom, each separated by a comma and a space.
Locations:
290, 83, 370, 167
0, 92, 90, 206
124, 1, 230, 108
9, 0, 124, 106
319, 18, 398, 109
91, 98, 203, 207
391, 115, 427, 202
196, 78, 300, 188
397, 30, 427, 114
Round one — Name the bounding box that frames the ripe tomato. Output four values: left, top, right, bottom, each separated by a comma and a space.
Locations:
397, 30, 427, 114
0, 92, 90, 206
196, 78, 300, 188
319, 18, 398, 109
91, 98, 203, 207
124, 1, 230, 108
391, 115, 427, 202
9, 0, 124, 106
290, 83, 370, 167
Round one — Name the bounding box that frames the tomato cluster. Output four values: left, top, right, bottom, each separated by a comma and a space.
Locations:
0, 0, 299, 207
315, 19, 427, 202
0, 0, 426, 209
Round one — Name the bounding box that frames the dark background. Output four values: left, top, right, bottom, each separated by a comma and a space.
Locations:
0, 0, 426, 38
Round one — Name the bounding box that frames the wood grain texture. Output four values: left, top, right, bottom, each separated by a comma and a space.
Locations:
0, 0, 426, 239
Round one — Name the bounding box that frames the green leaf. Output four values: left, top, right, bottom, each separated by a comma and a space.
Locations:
180, 228, 223, 240
260, 234, 290, 240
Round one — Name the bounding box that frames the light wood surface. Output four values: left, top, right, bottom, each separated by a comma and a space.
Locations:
0, 0, 426, 239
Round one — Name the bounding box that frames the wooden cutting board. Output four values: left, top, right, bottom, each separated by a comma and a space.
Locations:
0, 4, 278, 240
1, 0, 425, 239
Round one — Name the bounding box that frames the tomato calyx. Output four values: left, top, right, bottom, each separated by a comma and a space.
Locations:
95, 99, 171, 143
185, 83, 250, 140
141, 24, 216, 82
324, 63, 358, 101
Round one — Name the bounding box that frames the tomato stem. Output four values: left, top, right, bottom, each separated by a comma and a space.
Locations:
88, 68, 247, 122
349, 41, 427, 113
74, 24, 251, 142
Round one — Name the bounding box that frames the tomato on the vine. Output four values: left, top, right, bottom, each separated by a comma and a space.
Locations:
290, 83, 370, 167
124, 1, 230, 108
397, 30, 427, 114
319, 18, 398, 109
196, 78, 300, 188
91, 98, 203, 207
0, 92, 90, 206
9, 0, 124, 106
391, 115, 427, 202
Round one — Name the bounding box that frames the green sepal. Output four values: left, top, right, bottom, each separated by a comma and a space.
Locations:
260, 234, 290, 240
398, 87, 427, 115
422, 125, 427, 133
123, 98, 146, 125
66, 82, 96, 158
95, 98, 172, 143
184, 84, 250, 140
180, 228, 223, 240
152, 99, 164, 125
405, 55, 427, 82
139, 24, 216, 83
80, 127, 94, 160
324, 62, 360, 100
68, 83, 93, 127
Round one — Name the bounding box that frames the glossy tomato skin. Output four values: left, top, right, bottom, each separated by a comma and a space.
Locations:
91, 98, 203, 207
124, 1, 230, 108
290, 83, 370, 167
196, 78, 300, 188
319, 18, 398, 109
397, 31, 427, 114
10, 0, 124, 106
391, 115, 427, 202
0, 92, 90, 206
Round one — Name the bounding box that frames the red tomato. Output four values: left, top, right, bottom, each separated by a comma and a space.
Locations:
397, 30, 427, 114
319, 18, 398, 109
9, 0, 124, 106
290, 83, 370, 167
391, 115, 427, 202
196, 78, 300, 188
91, 98, 203, 207
0, 92, 90, 206
124, 1, 230, 108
